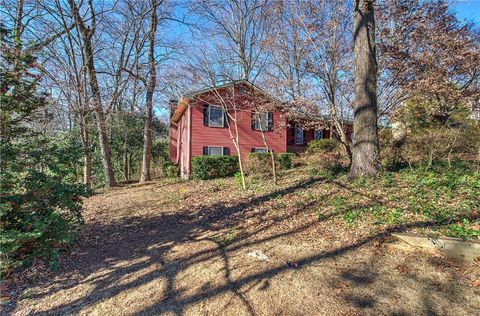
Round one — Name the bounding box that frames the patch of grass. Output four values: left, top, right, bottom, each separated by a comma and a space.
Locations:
371, 206, 402, 225
316, 161, 479, 237
443, 219, 480, 240
330, 196, 348, 212
20, 289, 33, 300
342, 210, 363, 224
211, 229, 238, 247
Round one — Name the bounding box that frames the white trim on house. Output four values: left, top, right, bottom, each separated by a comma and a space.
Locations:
252, 147, 269, 153
253, 112, 270, 131
208, 105, 225, 127
207, 146, 224, 156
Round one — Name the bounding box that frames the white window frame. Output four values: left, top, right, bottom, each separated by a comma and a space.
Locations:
208, 105, 225, 127
252, 147, 269, 153
314, 130, 323, 140
207, 146, 224, 156
295, 126, 304, 145
254, 112, 270, 131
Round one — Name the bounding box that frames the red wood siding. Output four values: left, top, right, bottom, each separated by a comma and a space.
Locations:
190, 104, 286, 159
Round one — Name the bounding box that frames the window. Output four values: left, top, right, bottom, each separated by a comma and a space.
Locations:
208, 146, 223, 156
208, 105, 224, 127
203, 146, 230, 156
252, 148, 269, 153
239, 87, 247, 95
295, 126, 304, 145
253, 112, 272, 131
314, 130, 323, 140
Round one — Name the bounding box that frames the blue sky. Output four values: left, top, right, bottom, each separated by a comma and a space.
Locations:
451, 0, 480, 23
156, 1, 480, 119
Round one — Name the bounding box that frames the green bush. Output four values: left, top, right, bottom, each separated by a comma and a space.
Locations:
0, 172, 88, 273
384, 100, 480, 170
307, 139, 339, 154
1, 39, 88, 274
307, 152, 343, 177
191, 156, 239, 180
246, 152, 272, 175
246, 152, 295, 175
278, 153, 294, 170
165, 164, 179, 178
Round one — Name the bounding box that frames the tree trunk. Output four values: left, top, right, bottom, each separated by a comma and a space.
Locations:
350, 0, 381, 178
68, 0, 116, 188
84, 41, 116, 187
83, 152, 91, 189
140, 0, 158, 182
327, 84, 352, 165
80, 116, 91, 190
256, 112, 277, 185
331, 114, 352, 165
123, 137, 129, 182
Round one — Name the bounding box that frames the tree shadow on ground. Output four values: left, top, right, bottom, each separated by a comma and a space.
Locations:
16, 177, 479, 316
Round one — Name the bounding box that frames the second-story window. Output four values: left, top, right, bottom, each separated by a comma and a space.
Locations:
204, 105, 225, 127
252, 111, 273, 131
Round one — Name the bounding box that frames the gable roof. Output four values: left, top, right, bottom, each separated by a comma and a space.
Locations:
170, 80, 281, 123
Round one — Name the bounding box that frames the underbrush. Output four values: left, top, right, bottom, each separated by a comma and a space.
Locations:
319, 161, 479, 239
0, 173, 89, 276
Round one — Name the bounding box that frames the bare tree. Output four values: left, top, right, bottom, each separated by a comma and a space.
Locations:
350, 0, 381, 177
194, 82, 248, 190
252, 98, 278, 185
186, 0, 272, 188
301, 0, 354, 163
140, 0, 161, 182
191, 0, 269, 82
68, 0, 116, 187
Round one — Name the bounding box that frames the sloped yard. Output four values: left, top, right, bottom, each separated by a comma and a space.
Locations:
3, 168, 479, 315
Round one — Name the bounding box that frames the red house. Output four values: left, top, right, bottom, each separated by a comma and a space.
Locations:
169, 81, 352, 178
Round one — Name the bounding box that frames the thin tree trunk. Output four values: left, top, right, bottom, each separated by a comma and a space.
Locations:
68, 0, 116, 188
256, 112, 277, 185
350, 0, 381, 178
327, 86, 352, 165
225, 108, 246, 190
140, 0, 158, 182
123, 132, 129, 181
79, 114, 91, 190
232, 114, 246, 190
83, 151, 91, 189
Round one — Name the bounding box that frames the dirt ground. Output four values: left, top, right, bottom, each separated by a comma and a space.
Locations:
2, 171, 480, 315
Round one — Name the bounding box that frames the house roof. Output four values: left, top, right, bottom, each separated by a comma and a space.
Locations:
170, 80, 281, 123
182, 80, 278, 101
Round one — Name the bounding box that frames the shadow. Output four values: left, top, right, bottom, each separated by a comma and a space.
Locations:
8, 175, 479, 316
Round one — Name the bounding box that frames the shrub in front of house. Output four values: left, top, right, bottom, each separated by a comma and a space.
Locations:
191, 156, 239, 180
307, 139, 339, 154
246, 152, 295, 175
278, 153, 294, 169
246, 152, 272, 175
307, 152, 343, 177
306, 139, 342, 177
